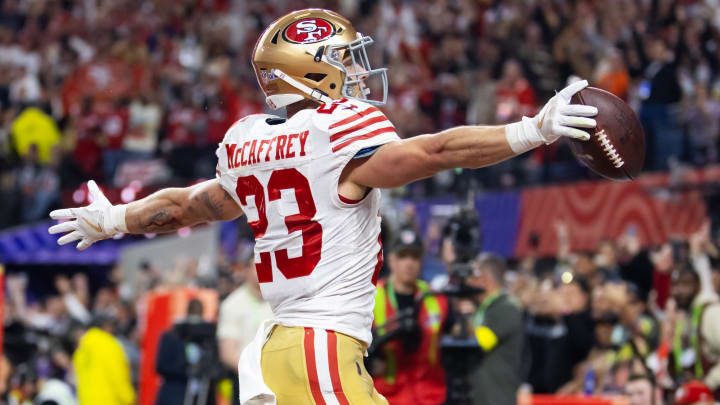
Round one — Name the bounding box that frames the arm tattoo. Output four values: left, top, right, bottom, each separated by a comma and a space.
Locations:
196, 191, 226, 220
146, 210, 171, 227
127, 184, 236, 234
132, 208, 180, 233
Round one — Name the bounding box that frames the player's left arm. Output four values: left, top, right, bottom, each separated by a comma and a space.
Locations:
49, 179, 243, 250
346, 80, 597, 189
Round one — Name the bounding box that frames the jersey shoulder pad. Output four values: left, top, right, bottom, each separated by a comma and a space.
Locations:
312, 99, 399, 155
220, 113, 274, 144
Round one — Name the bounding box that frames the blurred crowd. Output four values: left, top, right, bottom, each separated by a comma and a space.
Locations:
0, 245, 255, 405
3, 0, 720, 226
509, 220, 720, 402
1, 213, 719, 405
363, 208, 720, 405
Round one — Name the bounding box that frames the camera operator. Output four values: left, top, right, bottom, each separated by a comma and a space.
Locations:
458, 254, 524, 405
155, 299, 218, 405
370, 229, 449, 405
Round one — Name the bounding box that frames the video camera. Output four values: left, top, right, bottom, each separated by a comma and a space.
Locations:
173, 320, 221, 378
439, 209, 489, 405
368, 209, 484, 352
440, 209, 484, 298
369, 208, 486, 347
368, 210, 487, 404
368, 292, 427, 357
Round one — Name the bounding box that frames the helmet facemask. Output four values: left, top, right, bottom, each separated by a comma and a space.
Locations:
324, 34, 388, 106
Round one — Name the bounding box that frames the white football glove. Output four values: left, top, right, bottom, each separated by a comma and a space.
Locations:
48, 180, 127, 250
505, 79, 598, 154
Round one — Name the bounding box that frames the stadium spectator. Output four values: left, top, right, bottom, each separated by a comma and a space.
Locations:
7, 363, 38, 405
14, 144, 61, 223
558, 310, 619, 394
594, 48, 630, 100
633, 24, 686, 171
625, 374, 663, 405
669, 264, 720, 396
682, 83, 720, 166
674, 380, 715, 405
73, 314, 135, 405
495, 59, 537, 124
466, 65, 497, 126
34, 379, 77, 405
98, 100, 130, 182
125, 91, 162, 162
217, 257, 273, 405
525, 276, 595, 393
10, 106, 60, 164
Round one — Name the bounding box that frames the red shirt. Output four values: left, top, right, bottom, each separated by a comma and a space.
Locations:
73, 113, 103, 176
166, 107, 201, 147
496, 78, 537, 122
205, 105, 229, 145
102, 109, 128, 150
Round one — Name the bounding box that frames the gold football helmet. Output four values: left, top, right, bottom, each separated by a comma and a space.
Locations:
252, 8, 388, 109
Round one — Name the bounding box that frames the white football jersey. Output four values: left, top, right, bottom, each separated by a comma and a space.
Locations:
215, 98, 400, 344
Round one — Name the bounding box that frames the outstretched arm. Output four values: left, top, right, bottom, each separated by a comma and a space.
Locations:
126, 179, 242, 233
345, 80, 597, 190
49, 179, 242, 250
344, 125, 513, 189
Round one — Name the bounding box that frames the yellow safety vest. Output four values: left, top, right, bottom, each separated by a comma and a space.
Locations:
374, 280, 442, 384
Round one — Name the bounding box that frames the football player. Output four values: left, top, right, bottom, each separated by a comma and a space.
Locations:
49, 9, 596, 405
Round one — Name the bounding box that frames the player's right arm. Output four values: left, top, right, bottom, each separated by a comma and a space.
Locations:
125, 179, 242, 233
49, 179, 242, 250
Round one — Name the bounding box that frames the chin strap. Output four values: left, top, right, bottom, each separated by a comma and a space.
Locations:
271, 69, 334, 105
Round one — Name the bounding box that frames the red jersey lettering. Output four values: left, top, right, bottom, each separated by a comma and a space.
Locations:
299, 130, 309, 156
234, 147, 242, 168
225, 144, 236, 169
276, 135, 287, 160
286, 133, 298, 158
248, 140, 258, 164
265, 137, 276, 162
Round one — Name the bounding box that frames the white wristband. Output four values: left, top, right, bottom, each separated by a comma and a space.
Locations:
108, 204, 128, 233
505, 117, 544, 154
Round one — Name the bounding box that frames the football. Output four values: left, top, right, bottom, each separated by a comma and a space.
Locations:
568, 87, 645, 181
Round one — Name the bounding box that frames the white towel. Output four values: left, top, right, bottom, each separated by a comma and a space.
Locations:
238, 319, 278, 405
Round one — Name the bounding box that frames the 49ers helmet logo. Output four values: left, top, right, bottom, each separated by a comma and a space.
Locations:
283, 18, 336, 44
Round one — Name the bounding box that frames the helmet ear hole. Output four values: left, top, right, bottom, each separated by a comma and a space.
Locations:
329, 83, 336, 89
304, 73, 327, 82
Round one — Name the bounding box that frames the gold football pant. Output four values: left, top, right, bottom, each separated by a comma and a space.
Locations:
261, 325, 388, 405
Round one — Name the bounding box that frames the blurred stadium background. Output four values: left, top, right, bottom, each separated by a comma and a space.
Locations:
1, 0, 720, 404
